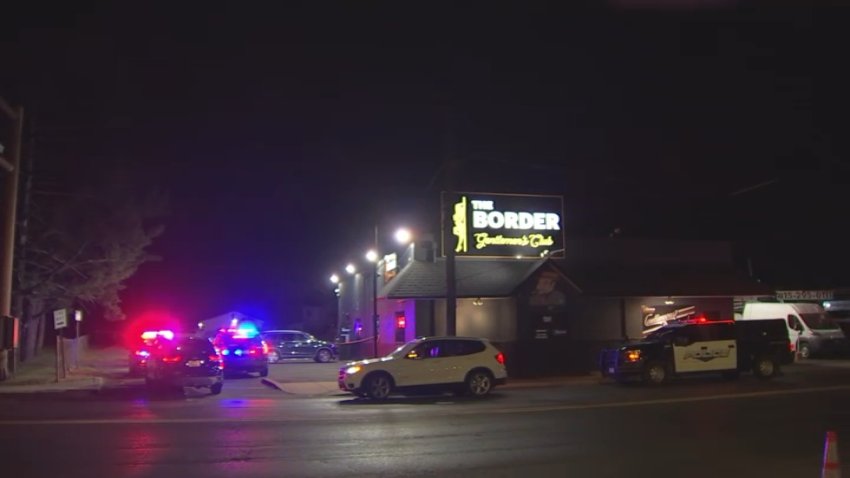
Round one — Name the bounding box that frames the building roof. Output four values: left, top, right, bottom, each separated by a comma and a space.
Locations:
379, 239, 769, 300
554, 265, 771, 297
381, 258, 543, 299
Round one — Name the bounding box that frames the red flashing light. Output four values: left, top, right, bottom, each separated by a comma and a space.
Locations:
208, 354, 221, 362
495, 352, 505, 365
162, 354, 182, 363
396, 316, 406, 329
685, 317, 735, 325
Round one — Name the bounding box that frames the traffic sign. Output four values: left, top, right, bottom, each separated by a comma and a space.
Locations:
53, 309, 68, 329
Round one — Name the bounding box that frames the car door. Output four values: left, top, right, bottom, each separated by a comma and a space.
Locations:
440, 340, 471, 383
275, 332, 298, 358
292, 332, 314, 358
395, 340, 447, 386
672, 323, 737, 373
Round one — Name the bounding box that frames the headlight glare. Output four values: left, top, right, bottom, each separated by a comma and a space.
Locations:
345, 365, 362, 375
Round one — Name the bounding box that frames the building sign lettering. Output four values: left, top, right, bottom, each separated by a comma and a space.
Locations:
445, 192, 565, 258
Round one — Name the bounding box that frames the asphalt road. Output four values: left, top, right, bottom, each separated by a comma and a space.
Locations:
1, 362, 850, 478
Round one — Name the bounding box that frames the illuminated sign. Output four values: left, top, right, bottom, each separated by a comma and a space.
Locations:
776, 290, 834, 301
383, 253, 398, 283
445, 192, 565, 258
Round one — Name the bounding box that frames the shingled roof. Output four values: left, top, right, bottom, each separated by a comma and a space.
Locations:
380, 258, 543, 299
550, 264, 770, 297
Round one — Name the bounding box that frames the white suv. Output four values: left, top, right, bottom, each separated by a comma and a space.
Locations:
338, 336, 508, 400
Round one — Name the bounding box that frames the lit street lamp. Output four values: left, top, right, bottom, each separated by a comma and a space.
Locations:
367, 227, 412, 358
366, 248, 379, 358
345, 263, 356, 275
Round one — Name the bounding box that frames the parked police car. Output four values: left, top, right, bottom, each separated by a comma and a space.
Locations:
600, 318, 794, 385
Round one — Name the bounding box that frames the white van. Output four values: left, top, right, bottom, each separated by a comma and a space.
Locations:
741, 302, 846, 358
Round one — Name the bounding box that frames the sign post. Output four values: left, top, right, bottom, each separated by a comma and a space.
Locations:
73, 310, 83, 369
53, 309, 67, 381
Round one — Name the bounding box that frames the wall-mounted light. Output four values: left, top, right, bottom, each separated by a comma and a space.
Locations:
330, 274, 340, 284
345, 263, 356, 274
472, 298, 484, 306
664, 298, 675, 305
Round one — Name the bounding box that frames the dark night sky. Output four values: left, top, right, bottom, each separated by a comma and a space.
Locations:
1, 3, 845, 325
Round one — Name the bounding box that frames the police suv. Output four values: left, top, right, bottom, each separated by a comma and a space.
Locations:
600, 318, 794, 385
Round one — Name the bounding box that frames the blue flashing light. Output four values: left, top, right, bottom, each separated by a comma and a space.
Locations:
221, 349, 230, 356
232, 321, 259, 339
234, 349, 244, 356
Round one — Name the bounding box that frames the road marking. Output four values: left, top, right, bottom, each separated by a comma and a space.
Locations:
2, 384, 850, 426
479, 384, 850, 416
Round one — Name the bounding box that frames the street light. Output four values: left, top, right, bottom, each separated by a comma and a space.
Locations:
367, 227, 411, 359
345, 263, 356, 275
366, 248, 379, 358
329, 274, 340, 284
395, 228, 412, 245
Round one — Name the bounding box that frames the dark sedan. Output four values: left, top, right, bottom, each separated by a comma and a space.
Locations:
263, 330, 338, 363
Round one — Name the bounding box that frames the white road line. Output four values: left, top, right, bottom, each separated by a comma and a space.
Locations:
2, 384, 850, 426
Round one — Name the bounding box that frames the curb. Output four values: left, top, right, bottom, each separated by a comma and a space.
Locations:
260, 377, 293, 394
0, 376, 104, 394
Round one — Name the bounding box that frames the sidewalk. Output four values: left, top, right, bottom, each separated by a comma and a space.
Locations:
0, 346, 127, 394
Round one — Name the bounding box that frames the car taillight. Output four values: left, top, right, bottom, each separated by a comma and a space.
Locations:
162, 355, 182, 363
495, 352, 505, 365
249, 345, 267, 356
262, 340, 269, 355
208, 354, 220, 362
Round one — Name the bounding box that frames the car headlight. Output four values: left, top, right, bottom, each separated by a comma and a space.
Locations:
345, 365, 362, 375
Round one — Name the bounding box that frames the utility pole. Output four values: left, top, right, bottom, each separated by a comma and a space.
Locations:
0, 97, 23, 380
442, 189, 457, 336
442, 101, 458, 337
372, 224, 379, 358
0, 97, 23, 318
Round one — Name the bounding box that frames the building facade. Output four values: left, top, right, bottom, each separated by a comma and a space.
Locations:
335, 238, 770, 376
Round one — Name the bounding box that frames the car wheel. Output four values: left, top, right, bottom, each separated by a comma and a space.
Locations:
315, 349, 333, 363
259, 366, 269, 378
364, 373, 393, 400
753, 356, 777, 379
799, 343, 811, 359
465, 370, 494, 397
210, 383, 223, 395
643, 361, 668, 385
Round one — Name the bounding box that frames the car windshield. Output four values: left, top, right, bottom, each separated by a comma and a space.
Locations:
801, 313, 840, 330
387, 340, 422, 358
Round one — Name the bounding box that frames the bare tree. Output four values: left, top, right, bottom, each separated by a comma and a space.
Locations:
13, 183, 166, 359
